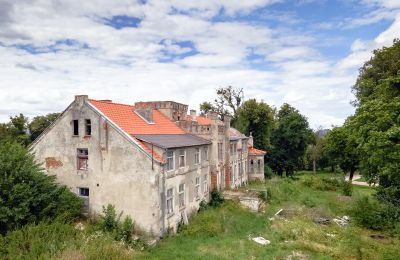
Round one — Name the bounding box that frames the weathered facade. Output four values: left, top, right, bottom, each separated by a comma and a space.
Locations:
32, 95, 266, 236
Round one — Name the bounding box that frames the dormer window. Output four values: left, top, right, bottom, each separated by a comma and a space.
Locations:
73, 120, 79, 136
85, 119, 91, 136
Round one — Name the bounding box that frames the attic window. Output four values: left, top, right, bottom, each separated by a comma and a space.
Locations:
134, 108, 154, 124
85, 119, 91, 136
73, 120, 79, 136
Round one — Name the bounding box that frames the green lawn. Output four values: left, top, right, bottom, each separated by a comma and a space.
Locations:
136, 171, 399, 259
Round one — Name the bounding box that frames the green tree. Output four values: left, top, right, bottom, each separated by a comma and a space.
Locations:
234, 99, 274, 151
0, 141, 82, 234
324, 125, 359, 180
267, 104, 312, 177
7, 114, 30, 146
28, 113, 60, 142
349, 39, 400, 205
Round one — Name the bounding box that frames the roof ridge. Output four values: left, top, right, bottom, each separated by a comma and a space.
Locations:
89, 99, 134, 108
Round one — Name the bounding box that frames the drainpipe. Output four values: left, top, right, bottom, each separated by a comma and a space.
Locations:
161, 148, 167, 237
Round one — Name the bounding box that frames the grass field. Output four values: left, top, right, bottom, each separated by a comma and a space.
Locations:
2, 171, 399, 259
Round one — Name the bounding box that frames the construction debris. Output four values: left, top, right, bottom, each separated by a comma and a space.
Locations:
249, 236, 271, 245
313, 217, 331, 225
333, 216, 351, 226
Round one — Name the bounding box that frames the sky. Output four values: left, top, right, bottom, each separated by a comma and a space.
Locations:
0, 0, 399, 128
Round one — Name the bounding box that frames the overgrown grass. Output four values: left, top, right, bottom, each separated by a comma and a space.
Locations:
1, 171, 398, 259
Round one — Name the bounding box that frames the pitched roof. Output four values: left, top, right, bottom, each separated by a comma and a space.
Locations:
248, 147, 267, 156
135, 134, 211, 149
229, 127, 248, 141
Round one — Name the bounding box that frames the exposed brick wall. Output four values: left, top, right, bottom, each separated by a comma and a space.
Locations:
45, 157, 63, 169
211, 172, 218, 190
224, 166, 231, 189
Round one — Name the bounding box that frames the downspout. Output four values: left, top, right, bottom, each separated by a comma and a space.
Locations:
161, 148, 167, 237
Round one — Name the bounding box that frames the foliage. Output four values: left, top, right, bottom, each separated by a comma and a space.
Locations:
267, 103, 312, 176
208, 189, 224, 207
199, 86, 244, 122
348, 39, 400, 205
264, 165, 273, 179
101, 204, 119, 232
28, 113, 60, 142
324, 125, 359, 180
0, 141, 82, 234
198, 200, 209, 212
351, 196, 400, 231
0, 114, 30, 146
234, 98, 274, 151
342, 181, 353, 196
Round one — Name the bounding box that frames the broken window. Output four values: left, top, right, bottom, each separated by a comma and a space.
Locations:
77, 148, 88, 170
178, 149, 185, 167
194, 147, 200, 164
166, 188, 173, 214
85, 119, 91, 136
203, 174, 208, 194
195, 177, 200, 199
73, 120, 79, 136
178, 184, 185, 208
166, 150, 174, 171
79, 187, 89, 197
218, 143, 223, 160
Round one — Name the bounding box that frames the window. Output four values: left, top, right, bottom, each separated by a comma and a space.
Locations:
178, 184, 185, 208
230, 143, 236, 155
239, 162, 243, 176
77, 149, 88, 170
258, 159, 261, 171
195, 177, 200, 199
166, 150, 174, 171
250, 159, 254, 173
166, 188, 173, 214
194, 148, 200, 164
204, 147, 209, 161
85, 119, 91, 135
218, 143, 223, 160
203, 175, 208, 194
79, 187, 89, 197
73, 120, 79, 136
179, 149, 185, 167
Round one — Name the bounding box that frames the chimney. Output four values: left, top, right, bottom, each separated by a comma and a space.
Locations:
248, 132, 254, 147
190, 109, 196, 121
99, 99, 112, 103
75, 95, 88, 104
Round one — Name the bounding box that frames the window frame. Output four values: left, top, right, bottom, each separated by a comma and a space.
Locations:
85, 119, 91, 136
203, 174, 208, 194
178, 183, 185, 208
73, 119, 79, 136
194, 147, 200, 165
195, 177, 200, 199
166, 150, 174, 171
204, 146, 209, 161
166, 188, 174, 215
78, 187, 89, 197
178, 149, 186, 168
218, 142, 223, 160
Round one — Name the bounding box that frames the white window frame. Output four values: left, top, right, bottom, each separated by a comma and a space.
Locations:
78, 187, 89, 197
166, 150, 174, 171
166, 188, 174, 215
194, 147, 200, 164
218, 143, 223, 160
178, 149, 186, 168
204, 146, 209, 161
203, 175, 208, 194
178, 183, 185, 208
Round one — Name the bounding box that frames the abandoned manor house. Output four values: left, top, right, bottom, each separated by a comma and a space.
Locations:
31, 95, 266, 236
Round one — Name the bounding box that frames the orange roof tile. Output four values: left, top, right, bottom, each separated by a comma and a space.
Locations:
249, 147, 267, 155
88, 99, 186, 163
196, 116, 212, 125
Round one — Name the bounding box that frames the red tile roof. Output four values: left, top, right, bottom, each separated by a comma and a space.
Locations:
249, 147, 267, 155
88, 99, 187, 163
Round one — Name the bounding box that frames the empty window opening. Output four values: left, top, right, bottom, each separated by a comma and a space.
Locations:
73, 120, 79, 136
79, 187, 89, 197
195, 177, 200, 199
85, 119, 91, 135
166, 188, 173, 214
203, 175, 208, 194
179, 184, 185, 208
77, 149, 88, 170
258, 159, 261, 171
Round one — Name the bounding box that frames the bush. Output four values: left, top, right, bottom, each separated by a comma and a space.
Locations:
198, 200, 209, 212
208, 189, 224, 208
264, 165, 273, 179
0, 141, 82, 234
351, 196, 400, 230
101, 204, 118, 232
341, 180, 353, 196
301, 176, 342, 191
116, 216, 134, 245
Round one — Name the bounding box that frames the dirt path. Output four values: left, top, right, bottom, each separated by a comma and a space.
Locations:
345, 175, 378, 187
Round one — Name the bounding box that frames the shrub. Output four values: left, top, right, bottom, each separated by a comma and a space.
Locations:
198, 200, 209, 212
0, 141, 82, 234
100, 204, 118, 232
258, 190, 268, 202
264, 165, 273, 179
351, 196, 400, 230
341, 180, 353, 196
117, 216, 134, 245
208, 189, 224, 208
301, 176, 342, 191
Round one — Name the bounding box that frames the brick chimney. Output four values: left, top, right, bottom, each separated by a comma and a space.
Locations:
75, 95, 88, 105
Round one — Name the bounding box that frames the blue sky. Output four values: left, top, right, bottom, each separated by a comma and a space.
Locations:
0, 0, 399, 128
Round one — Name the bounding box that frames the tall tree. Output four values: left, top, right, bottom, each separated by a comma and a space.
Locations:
28, 113, 60, 142
234, 99, 274, 151
324, 125, 359, 180
267, 104, 312, 177
3, 114, 31, 146
199, 86, 244, 122
349, 39, 400, 205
